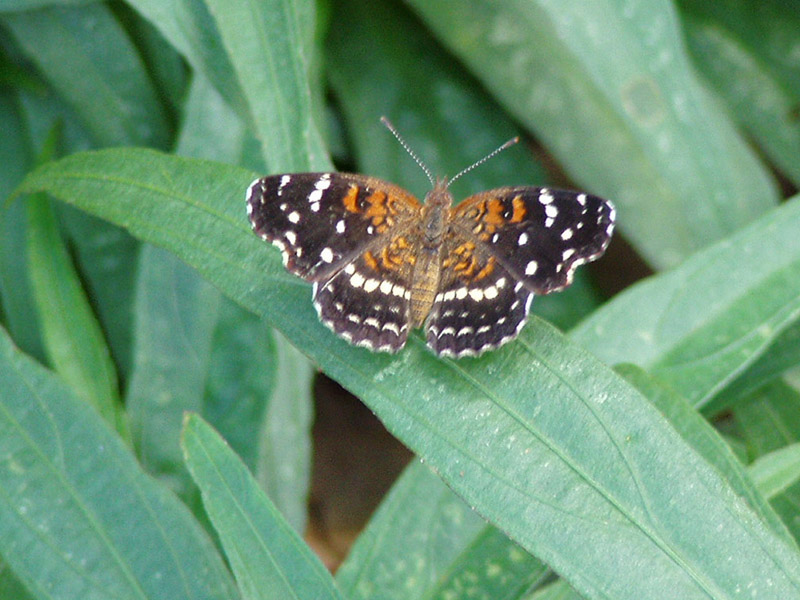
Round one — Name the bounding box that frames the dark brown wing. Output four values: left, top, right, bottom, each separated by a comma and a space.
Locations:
246, 172, 422, 281
449, 187, 615, 294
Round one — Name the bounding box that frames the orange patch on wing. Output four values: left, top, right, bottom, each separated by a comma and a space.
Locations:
510, 195, 526, 223
364, 191, 388, 225
473, 257, 495, 281
379, 236, 414, 270
483, 198, 505, 227
363, 251, 378, 270
343, 185, 360, 213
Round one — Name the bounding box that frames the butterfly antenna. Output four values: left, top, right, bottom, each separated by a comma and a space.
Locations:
448, 136, 520, 187
380, 116, 435, 186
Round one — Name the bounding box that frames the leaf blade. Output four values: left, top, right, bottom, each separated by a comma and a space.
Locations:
403, 0, 779, 268
0, 326, 237, 600
182, 414, 344, 600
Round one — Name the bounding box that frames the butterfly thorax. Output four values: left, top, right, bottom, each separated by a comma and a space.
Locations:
410, 180, 453, 327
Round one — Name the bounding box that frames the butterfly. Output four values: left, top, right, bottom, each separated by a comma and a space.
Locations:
247, 119, 615, 357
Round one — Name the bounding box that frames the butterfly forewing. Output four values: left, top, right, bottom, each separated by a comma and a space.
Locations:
247, 173, 421, 281
450, 187, 615, 294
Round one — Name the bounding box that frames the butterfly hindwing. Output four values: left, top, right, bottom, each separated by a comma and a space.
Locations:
425, 235, 533, 357
312, 232, 418, 353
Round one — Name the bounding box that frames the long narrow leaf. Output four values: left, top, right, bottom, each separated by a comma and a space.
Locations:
122, 0, 246, 115
404, 0, 778, 268
26, 194, 127, 439
336, 461, 488, 599
203, 0, 329, 172
572, 193, 800, 409
3, 3, 169, 147
0, 326, 237, 600
126, 245, 220, 497
182, 414, 344, 600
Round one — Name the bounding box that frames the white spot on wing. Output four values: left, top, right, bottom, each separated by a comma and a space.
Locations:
277, 175, 291, 196
350, 272, 365, 288
469, 288, 484, 302
320, 247, 334, 263
285, 231, 296, 245
336, 220, 346, 233
364, 278, 380, 293
288, 211, 300, 224
545, 204, 558, 218
518, 232, 528, 246
382, 322, 400, 335
525, 260, 538, 275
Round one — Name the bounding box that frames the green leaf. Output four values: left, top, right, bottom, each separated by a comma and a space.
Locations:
26, 193, 128, 439
60, 207, 140, 381
678, 0, 800, 187
528, 580, 584, 600
204, 299, 275, 474
202, 0, 330, 171
0, 325, 237, 600
338, 456, 547, 600
616, 364, 794, 547
709, 321, 800, 413
736, 379, 800, 457
403, 0, 779, 268
0, 0, 95, 9
122, 0, 247, 116
572, 194, 800, 409
126, 245, 220, 498
748, 443, 800, 501
175, 72, 250, 167
182, 413, 344, 600
423, 526, 549, 600
734, 380, 800, 545
0, 90, 44, 362
336, 461, 488, 599
255, 333, 314, 534
17, 148, 800, 600
3, 3, 170, 147
0, 562, 34, 600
